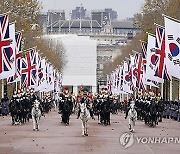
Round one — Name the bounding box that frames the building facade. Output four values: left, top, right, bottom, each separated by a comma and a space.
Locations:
41, 9, 141, 91
44, 35, 97, 94
71, 6, 87, 19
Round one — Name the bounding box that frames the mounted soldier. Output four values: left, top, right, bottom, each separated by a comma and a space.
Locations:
59, 87, 73, 125
97, 87, 111, 125
77, 89, 95, 120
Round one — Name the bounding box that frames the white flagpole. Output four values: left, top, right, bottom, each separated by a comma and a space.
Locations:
127, 94, 129, 101
161, 83, 163, 99
15, 81, 18, 91
170, 80, 172, 100
2, 79, 4, 98
19, 80, 22, 89
122, 93, 124, 102
134, 89, 137, 99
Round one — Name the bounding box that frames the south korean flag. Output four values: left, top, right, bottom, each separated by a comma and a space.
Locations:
164, 15, 180, 79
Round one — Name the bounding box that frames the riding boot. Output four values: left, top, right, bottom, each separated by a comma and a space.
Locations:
90, 110, 95, 120
125, 108, 129, 119
77, 110, 80, 119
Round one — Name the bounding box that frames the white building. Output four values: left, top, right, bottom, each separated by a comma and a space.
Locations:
45, 34, 97, 94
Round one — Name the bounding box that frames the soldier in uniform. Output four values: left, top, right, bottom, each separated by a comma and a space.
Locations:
97, 87, 111, 125
1, 92, 9, 116
177, 102, 180, 122
59, 87, 73, 125
174, 101, 179, 121
9, 91, 18, 125
77, 89, 95, 120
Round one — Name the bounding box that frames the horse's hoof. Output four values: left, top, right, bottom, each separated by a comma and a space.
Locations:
82, 135, 85, 137
33, 129, 35, 131
85, 134, 88, 136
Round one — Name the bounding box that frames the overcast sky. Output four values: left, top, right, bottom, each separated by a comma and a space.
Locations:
38, 0, 145, 20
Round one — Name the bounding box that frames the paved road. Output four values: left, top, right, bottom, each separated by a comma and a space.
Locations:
0, 110, 180, 154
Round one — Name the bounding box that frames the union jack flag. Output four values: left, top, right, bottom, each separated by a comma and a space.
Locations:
155, 25, 171, 80
8, 31, 22, 83
21, 48, 37, 88
141, 41, 147, 71
133, 54, 144, 89
0, 14, 15, 79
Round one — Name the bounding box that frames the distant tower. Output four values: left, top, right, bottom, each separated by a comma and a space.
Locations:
91, 10, 110, 27
71, 5, 86, 19
104, 8, 118, 21
47, 10, 65, 26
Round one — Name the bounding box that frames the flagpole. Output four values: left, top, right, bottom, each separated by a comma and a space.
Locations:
161, 83, 163, 99
19, 79, 22, 89
2, 79, 4, 98
120, 93, 122, 102
170, 80, 172, 100
134, 89, 137, 99
127, 93, 129, 101
15, 81, 18, 91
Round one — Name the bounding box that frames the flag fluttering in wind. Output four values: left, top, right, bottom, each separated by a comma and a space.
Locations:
164, 16, 180, 79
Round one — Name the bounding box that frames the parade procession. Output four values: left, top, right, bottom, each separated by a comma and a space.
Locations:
0, 0, 180, 154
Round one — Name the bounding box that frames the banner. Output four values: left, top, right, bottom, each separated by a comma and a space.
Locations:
164, 16, 180, 79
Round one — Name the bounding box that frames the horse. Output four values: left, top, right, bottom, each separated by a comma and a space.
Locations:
149, 100, 158, 127
31, 100, 41, 131
79, 102, 90, 136
127, 103, 137, 132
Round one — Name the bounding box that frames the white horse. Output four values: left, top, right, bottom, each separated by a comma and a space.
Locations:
128, 103, 137, 132
79, 102, 90, 136
31, 100, 41, 131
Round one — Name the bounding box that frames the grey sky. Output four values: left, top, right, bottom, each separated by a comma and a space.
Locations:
38, 0, 145, 20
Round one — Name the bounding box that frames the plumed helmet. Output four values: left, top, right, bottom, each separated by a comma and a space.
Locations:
64, 87, 69, 91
